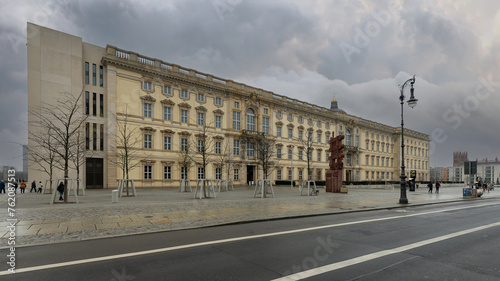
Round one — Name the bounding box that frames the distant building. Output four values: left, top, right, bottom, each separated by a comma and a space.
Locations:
27, 23, 431, 189
453, 151, 468, 167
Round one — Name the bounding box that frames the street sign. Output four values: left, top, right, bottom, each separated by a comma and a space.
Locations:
464, 161, 477, 175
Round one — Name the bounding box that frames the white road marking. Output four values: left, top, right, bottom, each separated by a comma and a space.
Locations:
1, 201, 498, 275
272, 221, 500, 280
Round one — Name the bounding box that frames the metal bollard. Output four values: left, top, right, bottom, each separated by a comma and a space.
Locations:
112, 190, 118, 203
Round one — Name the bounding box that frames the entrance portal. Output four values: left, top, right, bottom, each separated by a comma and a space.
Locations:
247, 165, 255, 185
346, 170, 352, 182
86, 158, 103, 189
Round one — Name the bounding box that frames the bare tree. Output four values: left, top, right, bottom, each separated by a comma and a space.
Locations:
298, 129, 315, 181
109, 109, 142, 196
214, 138, 235, 182
177, 132, 192, 187
191, 119, 215, 198
69, 129, 91, 195
243, 132, 276, 180
28, 127, 58, 193
30, 91, 88, 202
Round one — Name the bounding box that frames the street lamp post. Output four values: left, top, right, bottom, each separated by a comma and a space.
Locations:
399, 75, 417, 204
290, 145, 294, 189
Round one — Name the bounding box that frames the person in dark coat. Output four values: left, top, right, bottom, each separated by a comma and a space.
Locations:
30, 180, 37, 192
57, 182, 64, 200
427, 182, 433, 193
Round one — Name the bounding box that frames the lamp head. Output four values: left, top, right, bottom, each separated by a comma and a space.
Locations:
407, 83, 417, 108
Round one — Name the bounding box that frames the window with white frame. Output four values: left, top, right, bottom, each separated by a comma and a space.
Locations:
197, 112, 205, 126
326, 122, 330, 129
277, 111, 282, 118
262, 117, 269, 134
215, 167, 222, 180
287, 113, 293, 121
215, 115, 222, 128
264, 108, 268, 114
144, 134, 152, 149
164, 136, 171, 150
308, 118, 312, 125
317, 121, 321, 127
298, 150, 303, 160
215, 97, 222, 106
181, 166, 188, 180
232, 111, 241, 130
346, 154, 352, 165
197, 93, 205, 102
233, 140, 240, 155
308, 151, 312, 161
277, 169, 282, 180
234, 169, 239, 180
198, 167, 205, 179
163, 106, 171, 121
181, 110, 188, 123
288, 128, 293, 139
288, 168, 292, 180
298, 116, 303, 123
246, 108, 255, 132
234, 101, 239, 108
163, 86, 171, 95
277, 127, 282, 137
215, 141, 221, 154
247, 142, 254, 158
181, 89, 188, 98
181, 138, 188, 151
299, 130, 303, 141
317, 152, 321, 162
164, 166, 171, 179
299, 170, 303, 180
277, 148, 282, 158
317, 132, 321, 143
288, 149, 292, 160
197, 140, 204, 153
143, 103, 152, 118
143, 81, 152, 91
144, 165, 152, 179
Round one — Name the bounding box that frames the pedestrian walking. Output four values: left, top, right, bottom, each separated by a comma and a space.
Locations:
37, 181, 43, 193
427, 181, 433, 193
20, 180, 26, 193
57, 182, 64, 200
30, 180, 37, 192
435, 182, 440, 194
0, 180, 5, 194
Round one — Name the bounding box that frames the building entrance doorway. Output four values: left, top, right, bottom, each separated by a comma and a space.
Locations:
86, 158, 103, 189
247, 165, 255, 185
346, 170, 352, 182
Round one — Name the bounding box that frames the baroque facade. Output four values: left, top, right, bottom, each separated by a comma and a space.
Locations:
27, 23, 430, 189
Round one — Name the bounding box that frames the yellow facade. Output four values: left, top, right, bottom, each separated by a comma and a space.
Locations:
28, 23, 430, 189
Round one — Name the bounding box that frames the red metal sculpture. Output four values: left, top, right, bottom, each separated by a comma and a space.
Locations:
326, 133, 344, 193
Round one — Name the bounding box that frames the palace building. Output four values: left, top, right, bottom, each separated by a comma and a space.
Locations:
27, 23, 430, 189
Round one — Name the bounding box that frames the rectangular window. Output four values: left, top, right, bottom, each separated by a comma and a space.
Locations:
181, 167, 187, 180
215, 115, 221, 128
308, 118, 312, 125
346, 154, 352, 165
198, 140, 204, 153
247, 142, 254, 158
197, 112, 205, 126
318, 152, 321, 162
85, 62, 89, 84
99, 65, 103, 87
85, 91, 89, 115
181, 138, 188, 152
299, 131, 303, 141
308, 151, 312, 161
277, 127, 282, 137
85, 123, 89, 150
143, 103, 152, 118
197, 93, 205, 102
299, 116, 303, 123
164, 107, 171, 121
92, 93, 96, 116
198, 167, 205, 180
277, 148, 282, 158
100, 124, 104, 151
144, 134, 152, 149
233, 140, 240, 155
144, 81, 152, 91
215, 167, 222, 180
181, 89, 188, 98
317, 121, 321, 127
288, 149, 292, 160
100, 94, 104, 117
288, 113, 293, 121
234, 169, 239, 180
232, 111, 241, 130
277, 170, 282, 180
262, 117, 269, 134
299, 170, 303, 180
215, 141, 221, 154
298, 150, 303, 160
234, 101, 239, 108
288, 168, 292, 180
326, 123, 330, 129
164, 136, 171, 150
164, 166, 171, 180
164, 86, 171, 95
92, 123, 97, 150
288, 128, 293, 139
181, 110, 188, 123
264, 108, 268, 114
215, 97, 222, 105
92, 63, 97, 86
144, 165, 152, 179
317, 133, 321, 143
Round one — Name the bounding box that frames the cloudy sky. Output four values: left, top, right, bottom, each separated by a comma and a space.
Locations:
1, 0, 499, 170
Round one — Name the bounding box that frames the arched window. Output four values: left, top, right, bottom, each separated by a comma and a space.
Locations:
246, 108, 255, 132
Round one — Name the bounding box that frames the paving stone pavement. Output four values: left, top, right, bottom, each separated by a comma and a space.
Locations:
0, 184, 497, 248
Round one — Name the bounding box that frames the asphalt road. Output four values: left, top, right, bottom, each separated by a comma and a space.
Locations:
2, 199, 500, 280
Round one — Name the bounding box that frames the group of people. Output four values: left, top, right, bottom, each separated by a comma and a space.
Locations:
0, 179, 44, 194
427, 181, 441, 193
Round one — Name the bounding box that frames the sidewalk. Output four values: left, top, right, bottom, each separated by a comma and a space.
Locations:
0, 184, 497, 248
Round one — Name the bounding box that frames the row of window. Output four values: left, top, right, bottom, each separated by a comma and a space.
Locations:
276, 111, 331, 129
143, 82, 223, 105
143, 165, 240, 181
85, 62, 104, 87
85, 122, 104, 151
85, 92, 104, 117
